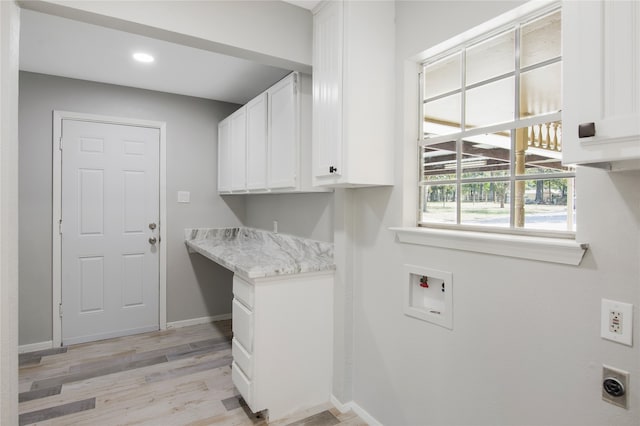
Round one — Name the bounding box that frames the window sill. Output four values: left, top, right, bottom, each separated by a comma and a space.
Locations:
390, 227, 588, 266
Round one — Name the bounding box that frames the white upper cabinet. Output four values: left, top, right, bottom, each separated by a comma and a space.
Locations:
246, 93, 268, 191
562, 0, 640, 170
217, 72, 328, 194
230, 107, 247, 191
217, 117, 231, 193
268, 74, 298, 190
312, 0, 394, 187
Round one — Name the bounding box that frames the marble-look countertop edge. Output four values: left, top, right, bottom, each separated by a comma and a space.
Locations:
184, 227, 335, 280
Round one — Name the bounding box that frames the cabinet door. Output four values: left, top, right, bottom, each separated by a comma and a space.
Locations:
268, 73, 298, 190
563, 0, 640, 166
312, 0, 343, 180
217, 118, 231, 193
246, 94, 268, 190
230, 108, 247, 191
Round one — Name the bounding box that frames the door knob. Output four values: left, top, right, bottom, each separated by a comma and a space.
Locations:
149, 223, 157, 230
149, 237, 157, 245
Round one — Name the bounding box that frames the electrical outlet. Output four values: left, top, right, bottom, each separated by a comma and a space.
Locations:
602, 365, 629, 408
601, 299, 633, 346
609, 311, 623, 334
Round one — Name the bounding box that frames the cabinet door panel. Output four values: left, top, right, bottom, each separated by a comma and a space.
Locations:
246, 94, 268, 190
232, 298, 253, 352
217, 118, 231, 192
312, 0, 343, 180
269, 74, 297, 189
563, 0, 640, 166
230, 108, 247, 191
231, 362, 254, 407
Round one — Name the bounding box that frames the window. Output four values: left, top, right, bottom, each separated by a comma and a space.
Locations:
419, 6, 575, 236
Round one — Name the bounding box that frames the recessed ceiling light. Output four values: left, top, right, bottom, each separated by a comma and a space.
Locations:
133, 52, 154, 63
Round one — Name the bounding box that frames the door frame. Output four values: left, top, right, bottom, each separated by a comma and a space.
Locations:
52, 110, 167, 347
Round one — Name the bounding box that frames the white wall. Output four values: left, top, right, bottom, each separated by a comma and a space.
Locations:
20, 0, 313, 72
346, 1, 640, 425
244, 193, 334, 242
19, 72, 245, 345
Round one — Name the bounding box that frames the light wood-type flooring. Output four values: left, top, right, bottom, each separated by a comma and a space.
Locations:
18, 320, 365, 426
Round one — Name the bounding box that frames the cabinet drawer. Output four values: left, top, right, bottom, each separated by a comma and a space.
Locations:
232, 298, 253, 352
233, 275, 254, 309
232, 338, 253, 379
231, 361, 253, 406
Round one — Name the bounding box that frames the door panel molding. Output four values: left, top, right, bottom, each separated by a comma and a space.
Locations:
53, 110, 167, 347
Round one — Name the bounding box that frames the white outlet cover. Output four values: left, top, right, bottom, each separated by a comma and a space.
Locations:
177, 191, 190, 203
601, 299, 633, 346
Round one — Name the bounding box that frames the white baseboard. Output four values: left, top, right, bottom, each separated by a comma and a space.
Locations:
19, 340, 53, 354
330, 395, 382, 426
166, 313, 231, 329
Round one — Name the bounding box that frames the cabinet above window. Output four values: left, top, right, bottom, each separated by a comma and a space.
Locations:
562, 0, 640, 171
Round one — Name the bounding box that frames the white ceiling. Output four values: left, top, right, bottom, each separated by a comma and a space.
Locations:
282, 1, 320, 10
19, 8, 295, 105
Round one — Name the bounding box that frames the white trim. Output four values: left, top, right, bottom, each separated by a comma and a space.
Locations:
166, 313, 232, 329
18, 341, 54, 354
159, 122, 167, 331
52, 111, 168, 347
0, 3, 20, 423
411, 0, 559, 62
330, 395, 383, 426
392, 227, 588, 266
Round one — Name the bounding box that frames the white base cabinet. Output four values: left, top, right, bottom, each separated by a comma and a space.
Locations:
562, 0, 640, 171
231, 272, 333, 421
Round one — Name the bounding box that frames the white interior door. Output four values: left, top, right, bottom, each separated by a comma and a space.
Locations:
61, 119, 160, 345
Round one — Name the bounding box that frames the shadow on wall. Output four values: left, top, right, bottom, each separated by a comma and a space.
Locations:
355, 186, 394, 248
244, 192, 335, 242
219, 194, 247, 225
188, 252, 234, 317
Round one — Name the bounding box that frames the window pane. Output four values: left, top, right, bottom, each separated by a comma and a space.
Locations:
466, 30, 515, 86
516, 178, 575, 231
520, 10, 561, 68
461, 132, 511, 179
466, 77, 514, 128
419, 185, 457, 224
424, 93, 461, 136
424, 53, 461, 99
460, 181, 510, 227
513, 122, 573, 175
421, 142, 457, 182
520, 62, 561, 118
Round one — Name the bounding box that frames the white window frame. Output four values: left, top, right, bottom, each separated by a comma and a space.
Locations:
392, 0, 588, 266
418, 1, 574, 237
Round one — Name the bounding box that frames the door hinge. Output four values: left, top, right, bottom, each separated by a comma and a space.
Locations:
58, 303, 63, 318
58, 219, 63, 235
59, 137, 63, 151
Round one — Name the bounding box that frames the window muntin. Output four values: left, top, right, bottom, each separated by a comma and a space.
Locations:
520, 10, 561, 69
465, 30, 515, 86
419, 7, 574, 234
423, 53, 461, 99
466, 77, 515, 128
519, 62, 562, 118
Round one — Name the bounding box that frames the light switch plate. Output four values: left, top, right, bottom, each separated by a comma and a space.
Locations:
601, 299, 633, 346
177, 191, 190, 203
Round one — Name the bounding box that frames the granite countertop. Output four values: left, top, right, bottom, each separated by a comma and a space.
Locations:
185, 227, 335, 279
